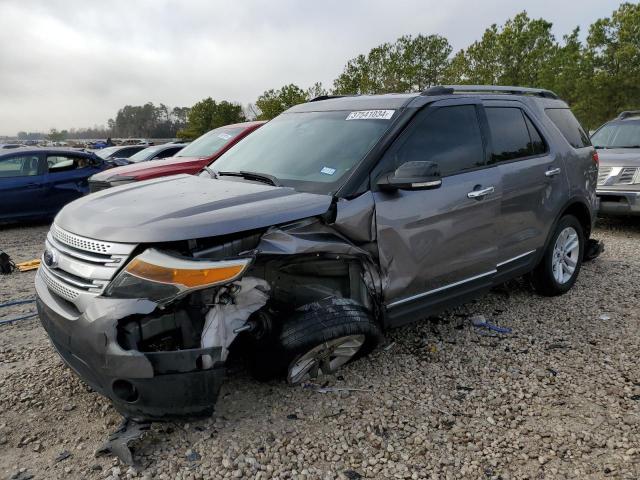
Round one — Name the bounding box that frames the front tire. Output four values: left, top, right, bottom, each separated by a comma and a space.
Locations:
530, 215, 584, 296
250, 298, 382, 383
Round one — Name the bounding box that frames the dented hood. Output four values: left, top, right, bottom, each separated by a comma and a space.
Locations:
55, 174, 333, 242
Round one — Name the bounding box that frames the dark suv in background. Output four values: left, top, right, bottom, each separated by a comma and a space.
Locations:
591, 111, 640, 215
36, 86, 598, 421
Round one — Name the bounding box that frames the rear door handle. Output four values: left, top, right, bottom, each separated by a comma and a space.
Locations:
545, 167, 561, 177
25, 183, 40, 188
467, 186, 495, 199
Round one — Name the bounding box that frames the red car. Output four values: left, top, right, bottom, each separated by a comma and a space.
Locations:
88, 121, 265, 192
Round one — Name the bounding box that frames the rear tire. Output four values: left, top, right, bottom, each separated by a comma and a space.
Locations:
250, 298, 382, 383
530, 215, 584, 296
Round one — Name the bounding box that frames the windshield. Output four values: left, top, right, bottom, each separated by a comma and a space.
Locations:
176, 126, 243, 158
128, 145, 163, 163
211, 111, 395, 194
95, 146, 119, 159
591, 122, 640, 148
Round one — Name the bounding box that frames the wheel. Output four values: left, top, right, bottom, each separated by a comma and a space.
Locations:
530, 215, 584, 296
249, 298, 382, 383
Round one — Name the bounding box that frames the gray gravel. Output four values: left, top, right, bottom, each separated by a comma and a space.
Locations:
1, 219, 639, 479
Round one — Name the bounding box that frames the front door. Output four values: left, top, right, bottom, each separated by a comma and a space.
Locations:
372, 99, 502, 325
0, 152, 46, 220
44, 154, 102, 215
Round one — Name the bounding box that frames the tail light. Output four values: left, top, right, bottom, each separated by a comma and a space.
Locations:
592, 150, 599, 166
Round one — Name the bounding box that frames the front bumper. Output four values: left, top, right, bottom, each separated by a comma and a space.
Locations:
596, 190, 640, 216
35, 272, 225, 421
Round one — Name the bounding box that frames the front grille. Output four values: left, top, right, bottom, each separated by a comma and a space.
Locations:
617, 167, 637, 185
40, 225, 137, 304
597, 167, 612, 186
88, 180, 111, 193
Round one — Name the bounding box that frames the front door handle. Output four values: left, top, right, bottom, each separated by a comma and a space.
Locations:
467, 186, 495, 199
545, 167, 561, 177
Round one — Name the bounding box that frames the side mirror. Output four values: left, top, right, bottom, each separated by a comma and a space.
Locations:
377, 161, 442, 191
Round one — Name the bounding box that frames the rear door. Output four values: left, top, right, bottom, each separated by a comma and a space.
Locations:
373, 99, 502, 324
44, 153, 103, 214
483, 101, 568, 277
0, 152, 46, 220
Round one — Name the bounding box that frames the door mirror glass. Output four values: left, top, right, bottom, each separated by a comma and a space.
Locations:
377, 160, 442, 191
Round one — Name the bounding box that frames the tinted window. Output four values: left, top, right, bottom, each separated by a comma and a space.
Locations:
524, 114, 547, 155
545, 108, 590, 148
116, 147, 144, 158
486, 108, 535, 163
156, 146, 182, 158
0, 155, 39, 178
387, 105, 484, 177
47, 155, 90, 172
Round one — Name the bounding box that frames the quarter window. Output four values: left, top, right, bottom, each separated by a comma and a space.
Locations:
387, 105, 485, 177
545, 108, 590, 148
0, 155, 40, 178
486, 107, 547, 163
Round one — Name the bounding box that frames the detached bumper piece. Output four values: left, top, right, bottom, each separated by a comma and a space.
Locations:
36, 275, 225, 421
597, 191, 640, 216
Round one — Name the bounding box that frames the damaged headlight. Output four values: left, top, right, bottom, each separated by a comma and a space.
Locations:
105, 248, 251, 303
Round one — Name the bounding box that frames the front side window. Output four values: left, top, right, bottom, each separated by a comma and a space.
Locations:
383, 105, 485, 177
211, 111, 394, 193
486, 107, 547, 163
0, 155, 40, 178
591, 122, 640, 149
47, 155, 90, 172
545, 108, 590, 148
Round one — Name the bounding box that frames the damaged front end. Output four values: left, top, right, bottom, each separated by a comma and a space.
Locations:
36, 200, 382, 421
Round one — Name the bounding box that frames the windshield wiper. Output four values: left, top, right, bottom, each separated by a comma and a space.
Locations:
618, 145, 640, 148
202, 165, 218, 178
218, 171, 281, 187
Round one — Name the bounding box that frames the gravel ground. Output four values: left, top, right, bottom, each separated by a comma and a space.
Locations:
0, 219, 639, 480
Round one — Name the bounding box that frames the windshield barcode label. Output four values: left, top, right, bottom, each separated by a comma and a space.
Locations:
346, 110, 395, 120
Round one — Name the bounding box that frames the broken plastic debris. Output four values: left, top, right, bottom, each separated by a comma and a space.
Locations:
469, 314, 512, 334
95, 418, 151, 466
599, 314, 611, 321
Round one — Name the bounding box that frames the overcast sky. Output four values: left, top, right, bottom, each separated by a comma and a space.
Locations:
0, 0, 623, 136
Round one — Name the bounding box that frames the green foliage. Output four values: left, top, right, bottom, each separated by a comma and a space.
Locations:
47, 128, 66, 141
255, 84, 308, 120
333, 34, 452, 94
110, 102, 190, 138
178, 98, 246, 140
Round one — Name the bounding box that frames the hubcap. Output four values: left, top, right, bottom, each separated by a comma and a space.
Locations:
287, 335, 365, 384
552, 226, 579, 284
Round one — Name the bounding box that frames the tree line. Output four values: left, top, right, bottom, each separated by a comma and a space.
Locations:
22, 2, 639, 140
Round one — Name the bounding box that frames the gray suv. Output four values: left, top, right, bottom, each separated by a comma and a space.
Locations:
35, 85, 598, 421
592, 111, 640, 215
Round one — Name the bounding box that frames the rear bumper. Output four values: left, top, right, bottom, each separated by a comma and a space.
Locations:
596, 190, 640, 216
35, 272, 225, 421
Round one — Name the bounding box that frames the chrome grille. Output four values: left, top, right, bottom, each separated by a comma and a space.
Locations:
40, 225, 137, 304
597, 167, 612, 186
617, 167, 637, 185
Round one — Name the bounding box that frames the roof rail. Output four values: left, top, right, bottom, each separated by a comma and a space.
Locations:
308, 95, 350, 102
421, 85, 559, 99
618, 110, 640, 119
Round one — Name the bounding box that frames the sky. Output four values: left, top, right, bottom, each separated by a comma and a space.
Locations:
0, 0, 624, 136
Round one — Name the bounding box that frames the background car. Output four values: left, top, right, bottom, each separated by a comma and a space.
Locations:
0, 148, 115, 222
94, 145, 147, 164
88, 121, 265, 192
124, 142, 188, 163
591, 110, 640, 215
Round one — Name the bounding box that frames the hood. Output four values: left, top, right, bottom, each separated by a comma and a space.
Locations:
55, 175, 333, 243
597, 148, 640, 167
91, 156, 207, 181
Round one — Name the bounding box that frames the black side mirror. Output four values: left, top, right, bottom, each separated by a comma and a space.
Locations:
377, 160, 442, 191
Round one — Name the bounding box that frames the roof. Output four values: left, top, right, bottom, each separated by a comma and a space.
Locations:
287, 85, 566, 114
0, 147, 96, 157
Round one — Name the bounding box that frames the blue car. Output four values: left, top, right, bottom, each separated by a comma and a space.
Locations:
0, 148, 114, 223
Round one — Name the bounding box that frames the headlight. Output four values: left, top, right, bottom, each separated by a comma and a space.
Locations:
105, 248, 251, 302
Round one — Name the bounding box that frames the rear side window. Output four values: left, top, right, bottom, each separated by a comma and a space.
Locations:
0, 155, 40, 178
545, 108, 590, 148
47, 155, 91, 172
486, 107, 547, 163
387, 105, 485, 177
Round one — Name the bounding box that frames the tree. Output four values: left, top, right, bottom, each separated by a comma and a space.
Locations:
178, 98, 246, 139
47, 128, 66, 142
333, 34, 452, 94
255, 84, 308, 120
